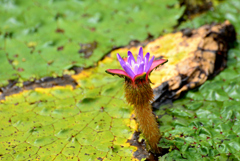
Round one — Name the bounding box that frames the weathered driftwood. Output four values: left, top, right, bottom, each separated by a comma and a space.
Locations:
151, 20, 236, 107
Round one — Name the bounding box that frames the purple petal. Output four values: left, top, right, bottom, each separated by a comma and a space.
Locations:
137, 47, 143, 63
125, 62, 131, 69
127, 51, 136, 66
144, 52, 150, 71
133, 64, 138, 74
117, 53, 126, 68
122, 64, 135, 79
137, 62, 144, 74
145, 56, 154, 72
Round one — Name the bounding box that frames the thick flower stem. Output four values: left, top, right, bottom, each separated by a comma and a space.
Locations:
134, 103, 161, 153
125, 78, 161, 153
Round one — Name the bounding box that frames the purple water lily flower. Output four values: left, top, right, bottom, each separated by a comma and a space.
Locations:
106, 47, 167, 83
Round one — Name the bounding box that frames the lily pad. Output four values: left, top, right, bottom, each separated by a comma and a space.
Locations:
0, 86, 137, 160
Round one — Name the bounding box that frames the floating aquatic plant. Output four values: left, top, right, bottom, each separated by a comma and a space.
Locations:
106, 47, 167, 153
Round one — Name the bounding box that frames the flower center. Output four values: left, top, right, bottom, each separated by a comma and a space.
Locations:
127, 61, 143, 75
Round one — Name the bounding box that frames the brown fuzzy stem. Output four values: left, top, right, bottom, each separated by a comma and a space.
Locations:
125, 78, 161, 153
134, 103, 161, 153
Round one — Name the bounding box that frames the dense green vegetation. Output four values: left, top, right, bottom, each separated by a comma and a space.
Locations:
159, 0, 240, 160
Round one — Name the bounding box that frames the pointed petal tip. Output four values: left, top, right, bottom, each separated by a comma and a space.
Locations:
127, 51, 136, 64
138, 47, 144, 60
145, 52, 150, 57
139, 46, 143, 53
116, 53, 127, 67
144, 52, 150, 63
139, 46, 143, 51
128, 51, 133, 56
116, 53, 121, 61
116, 53, 120, 58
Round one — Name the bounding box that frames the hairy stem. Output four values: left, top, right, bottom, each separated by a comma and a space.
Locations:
125, 78, 161, 153
134, 103, 161, 153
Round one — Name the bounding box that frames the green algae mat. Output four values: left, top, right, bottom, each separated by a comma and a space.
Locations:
1, 0, 240, 160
